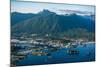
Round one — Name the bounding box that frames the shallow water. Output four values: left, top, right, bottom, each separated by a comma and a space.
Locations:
15, 43, 95, 66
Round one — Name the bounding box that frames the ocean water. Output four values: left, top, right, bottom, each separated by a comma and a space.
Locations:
15, 43, 95, 66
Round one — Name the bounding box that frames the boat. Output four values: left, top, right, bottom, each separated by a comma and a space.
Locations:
32, 52, 48, 56
67, 50, 79, 55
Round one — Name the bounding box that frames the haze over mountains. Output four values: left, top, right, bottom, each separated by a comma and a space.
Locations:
11, 9, 95, 35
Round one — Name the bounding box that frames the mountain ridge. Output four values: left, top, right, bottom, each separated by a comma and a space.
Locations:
11, 9, 95, 34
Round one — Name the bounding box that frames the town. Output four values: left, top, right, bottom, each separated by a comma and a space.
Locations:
11, 33, 95, 66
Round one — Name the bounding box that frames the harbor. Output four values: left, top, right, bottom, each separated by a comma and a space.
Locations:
11, 37, 95, 66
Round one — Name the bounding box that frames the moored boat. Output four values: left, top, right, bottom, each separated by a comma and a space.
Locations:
67, 50, 79, 55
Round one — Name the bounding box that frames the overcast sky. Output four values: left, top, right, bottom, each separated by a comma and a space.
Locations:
11, 1, 95, 15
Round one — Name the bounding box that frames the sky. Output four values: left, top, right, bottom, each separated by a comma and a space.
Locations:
11, 1, 95, 15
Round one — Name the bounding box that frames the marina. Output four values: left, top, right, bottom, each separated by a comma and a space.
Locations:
11, 41, 95, 66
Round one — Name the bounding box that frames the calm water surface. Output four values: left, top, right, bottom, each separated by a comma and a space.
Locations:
16, 43, 95, 66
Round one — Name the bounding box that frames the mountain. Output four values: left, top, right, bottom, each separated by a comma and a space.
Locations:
11, 9, 95, 35
58, 9, 94, 15
83, 14, 95, 21
11, 12, 36, 25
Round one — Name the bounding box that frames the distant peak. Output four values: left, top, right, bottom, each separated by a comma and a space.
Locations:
11, 12, 20, 14
12, 12, 28, 15
42, 9, 51, 12
38, 9, 56, 15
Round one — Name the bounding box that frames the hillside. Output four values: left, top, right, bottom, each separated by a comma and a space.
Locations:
11, 9, 95, 35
